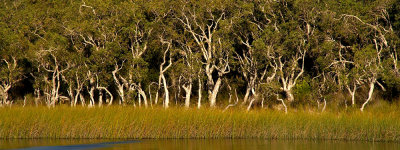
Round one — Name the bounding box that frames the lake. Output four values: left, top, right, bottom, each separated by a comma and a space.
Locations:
1, 139, 399, 150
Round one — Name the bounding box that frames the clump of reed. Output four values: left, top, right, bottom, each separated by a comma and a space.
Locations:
0, 105, 400, 141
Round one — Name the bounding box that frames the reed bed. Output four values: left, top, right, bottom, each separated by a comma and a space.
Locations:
0, 106, 400, 141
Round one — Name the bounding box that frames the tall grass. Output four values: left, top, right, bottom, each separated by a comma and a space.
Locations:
0, 106, 400, 141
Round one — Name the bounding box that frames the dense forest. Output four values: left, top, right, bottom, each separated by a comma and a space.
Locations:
0, 0, 400, 112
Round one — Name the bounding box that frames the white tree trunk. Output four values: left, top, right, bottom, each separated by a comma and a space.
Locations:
155, 91, 159, 105
51, 71, 62, 107
96, 86, 113, 106
247, 98, 256, 111
0, 85, 11, 106
80, 93, 85, 106
74, 90, 80, 106
117, 86, 125, 105
209, 78, 222, 107
112, 65, 126, 105
346, 85, 357, 106
88, 86, 95, 107
183, 83, 192, 108
138, 92, 141, 107
98, 91, 103, 107
197, 77, 202, 109
68, 84, 74, 106
284, 89, 294, 102
246, 88, 257, 111
361, 80, 375, 112
34, 88, 40, 107
161, 75, 169, 108
243, 87, 251, 104
276, 94, 288, 114
137, 88, 148, 107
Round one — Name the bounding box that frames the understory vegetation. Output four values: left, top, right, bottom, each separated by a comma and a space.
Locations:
1, 105, 400, 141
1, 0, 400, 112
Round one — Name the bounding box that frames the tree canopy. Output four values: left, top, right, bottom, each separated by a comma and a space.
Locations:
0, 0, 399, 111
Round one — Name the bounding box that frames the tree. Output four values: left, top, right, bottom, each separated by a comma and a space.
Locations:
0, 24, 25, 106
175, 0, 234, 107
231, 1, 277, 110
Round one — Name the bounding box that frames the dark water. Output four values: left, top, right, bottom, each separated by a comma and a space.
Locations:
1, 139, 399, 150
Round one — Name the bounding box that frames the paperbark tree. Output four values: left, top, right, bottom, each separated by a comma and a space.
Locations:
0, 57, 22, 106
340, 6, 392, 111
173, 34, 203, 108
234, 39, 277, 110
155, 38, 173, 108
176, 2, 233, 107
36, 48, 70, 107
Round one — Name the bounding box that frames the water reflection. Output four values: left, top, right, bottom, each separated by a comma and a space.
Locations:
1, 139, 399, 150
0, 140, 134, 150
100, 139, 400, 150
12, 141, 139, 150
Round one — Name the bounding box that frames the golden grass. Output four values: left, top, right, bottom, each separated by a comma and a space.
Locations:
0, 106, 400, 141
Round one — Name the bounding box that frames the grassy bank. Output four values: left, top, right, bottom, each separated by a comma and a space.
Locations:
1, 106, 400, 141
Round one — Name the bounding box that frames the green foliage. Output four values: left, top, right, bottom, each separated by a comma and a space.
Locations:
293, 78, 312, 101
0, 0, 400, 108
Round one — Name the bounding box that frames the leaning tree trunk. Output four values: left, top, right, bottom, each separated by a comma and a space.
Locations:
112, 65, 126, 105
80, 93, 86, 106
247, 88, 258, 111
161, 75, 170, 108
73, 90, 81, 106
361, 80, 376, 112
209, 78, 222, 107
243, 87, 251, 104
136, 86, 148, 108
243, 77, 256, 105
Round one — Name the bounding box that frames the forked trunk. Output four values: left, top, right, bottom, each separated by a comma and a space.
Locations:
246, 88, 257, 111
183, 83, 192, 108
350, 89, 356, 106
88, 86, 95, 107
346, 83, 357, 106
